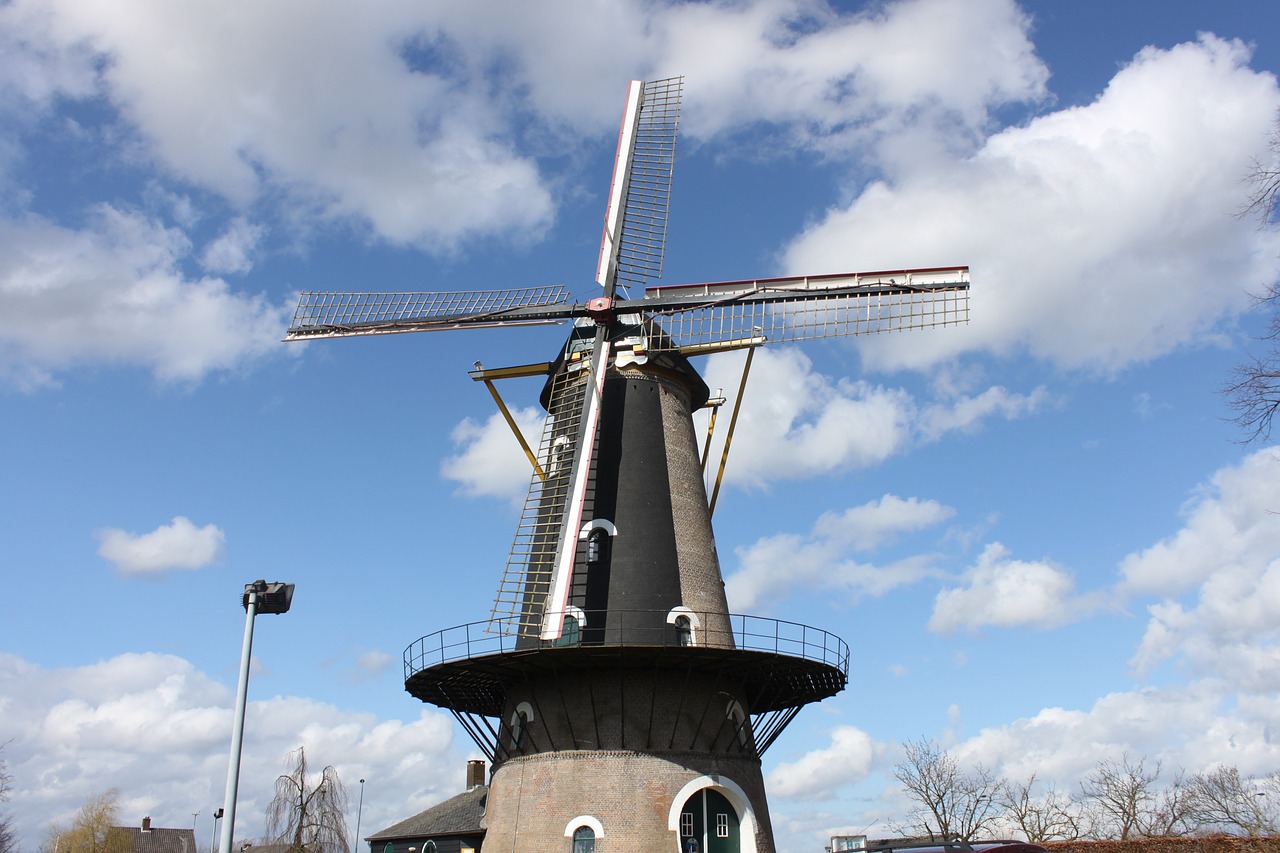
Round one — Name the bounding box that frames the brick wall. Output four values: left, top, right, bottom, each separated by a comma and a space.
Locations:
483, 749, 775, 852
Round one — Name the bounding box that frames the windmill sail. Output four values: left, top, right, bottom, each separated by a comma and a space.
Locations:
598, 76, 682, 293
285, 285, 572, 340
488, 78, 686, 640
640, 266, 970, 352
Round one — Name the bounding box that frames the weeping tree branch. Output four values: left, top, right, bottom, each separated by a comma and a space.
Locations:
266, 747, 350, 853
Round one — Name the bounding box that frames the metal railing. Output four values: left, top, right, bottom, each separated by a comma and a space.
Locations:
403, 610, 849, 681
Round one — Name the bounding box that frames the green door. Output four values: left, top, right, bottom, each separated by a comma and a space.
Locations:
679, 788, 740, 853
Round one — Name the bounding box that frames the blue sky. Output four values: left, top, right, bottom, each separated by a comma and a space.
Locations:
3, 1, 1280, 851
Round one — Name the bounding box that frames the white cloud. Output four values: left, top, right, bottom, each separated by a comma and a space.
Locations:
725, 494, 955, 611
356, 650, 395, 675
655, 0, 1047, 151
767, 725, 877, 799
1121, 447, 1280, 596
1, 0, 553, 250
928, 541, 1097, 633
917, 384, 1051, 442
955, 680, 1280, 789
0, 206, 292, 388
0, 0, 1046, 251
332, 649, 397, 686
200, 217, 264, 275
701, 348, 1046, 488
1120, 448, 1280, 683
96, 516, 226, 576
440, 406, 546, 504
0, 652, 463, 852
783, 34, 1280, 373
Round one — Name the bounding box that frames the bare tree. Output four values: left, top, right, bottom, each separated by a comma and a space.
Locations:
1185, 765, 1280, 836
1079, 754, 1190, 839
1226, 114, 1280, 441
999, 774, 1083, 842
0, 745, 14, 853
266, 747, 350, 853
46, 789, 127, 853
891, 738, 1004, 842
1242, 119, 1280, 226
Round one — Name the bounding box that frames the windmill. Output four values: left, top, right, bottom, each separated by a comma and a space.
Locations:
287, 77, 968, 853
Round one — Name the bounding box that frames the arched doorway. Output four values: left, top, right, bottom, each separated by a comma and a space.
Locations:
678, 788, 740, 853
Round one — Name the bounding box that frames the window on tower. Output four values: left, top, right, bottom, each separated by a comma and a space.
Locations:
666, 606, 701, 646
509, 701, 535, 752
674, 615, 692, 646
554, 613, 581, 647
571, 825, 595, 853
726, 699, 749, 749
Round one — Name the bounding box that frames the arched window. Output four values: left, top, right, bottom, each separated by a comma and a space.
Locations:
423, 843, 437, 853
509, 701, 534, 751
382, 844, 393, 853
726, 699, 748, 748
571, 826, 595, 853
554, 610, 582, 647
674, 615, 692, 646
513, 709, 529, 748
666, 606, 701, 647
564, 613, 580, 643
564, 816, 603, 850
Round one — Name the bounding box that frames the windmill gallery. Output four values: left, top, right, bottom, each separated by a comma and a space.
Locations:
286, 78, 969, 853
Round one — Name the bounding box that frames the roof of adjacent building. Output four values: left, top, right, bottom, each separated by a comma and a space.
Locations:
107, 826, 197, 853
366, 786, 487, 841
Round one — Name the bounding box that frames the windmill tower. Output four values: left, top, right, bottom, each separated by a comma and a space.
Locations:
287, 78, 968, 853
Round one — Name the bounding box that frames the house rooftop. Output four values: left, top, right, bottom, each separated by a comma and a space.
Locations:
366, 785, 487, 841
108, 821, 196, 853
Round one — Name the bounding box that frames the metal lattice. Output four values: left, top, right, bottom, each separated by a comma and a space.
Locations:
286, 285, 571, 339
639, 268, 970, 352
488, 362, 591, 636
614, 77, 682, 292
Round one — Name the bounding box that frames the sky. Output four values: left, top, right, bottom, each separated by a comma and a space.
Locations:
2, 0, 1280, 851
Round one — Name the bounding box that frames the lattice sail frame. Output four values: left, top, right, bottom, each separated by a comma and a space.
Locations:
608, 76, 681, 293
641, 268, 970, 352
283, 270, 971, 352
287, 285, 571, 338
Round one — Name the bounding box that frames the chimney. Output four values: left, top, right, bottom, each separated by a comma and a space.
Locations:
466, 759, 485, 790
142, 818, 152, 833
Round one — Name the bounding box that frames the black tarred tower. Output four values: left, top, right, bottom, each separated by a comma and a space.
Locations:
287, 78, 969, 853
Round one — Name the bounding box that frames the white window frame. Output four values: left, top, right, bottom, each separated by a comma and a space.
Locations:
563, 815, 604, 838
509, 701, 535, 749
666, 606, 701, 646
725, 699, 748, 748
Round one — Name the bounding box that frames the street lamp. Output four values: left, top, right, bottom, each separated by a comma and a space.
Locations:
352, 779, 366, 853
210, 809, 224, 853
218, 580, 295, 853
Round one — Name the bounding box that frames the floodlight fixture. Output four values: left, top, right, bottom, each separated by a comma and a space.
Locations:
243, 579, 294, 614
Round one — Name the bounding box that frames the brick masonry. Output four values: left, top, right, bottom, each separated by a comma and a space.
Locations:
483, 749, 775, 852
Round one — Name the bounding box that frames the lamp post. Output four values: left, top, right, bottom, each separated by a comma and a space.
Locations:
218, 580, 295, 853
352, 778, 365, 853
210, 809, 223, 853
